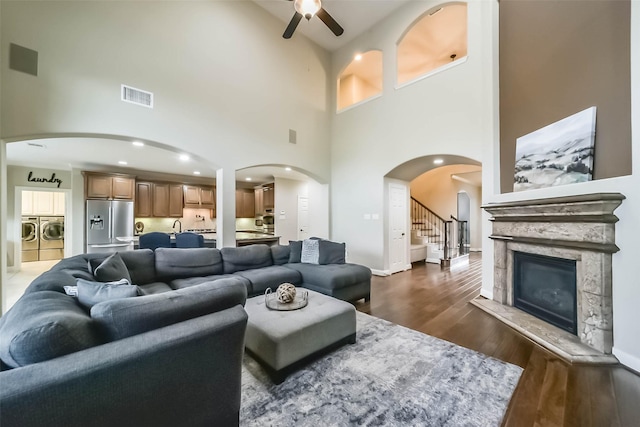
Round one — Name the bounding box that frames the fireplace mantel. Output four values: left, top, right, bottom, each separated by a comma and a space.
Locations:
474, 192, 624, 363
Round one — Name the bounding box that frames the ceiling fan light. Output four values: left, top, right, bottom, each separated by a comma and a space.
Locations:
294, 0, 321, 20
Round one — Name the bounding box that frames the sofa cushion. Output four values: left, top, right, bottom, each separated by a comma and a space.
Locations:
221, 245, 272, 274
76, 278, 141, 309
288, 240, 302, 263
301, 239, 320, 264
119, 249, 156, 285
284, 263, 371, 290
318, 240, 346, 265
154, 248, 223, 280
94, 253, 132, 283
170, 274, 252, 294
271, 245, 291, 265
138, 281, 174, 295
91, 278, 247, 341
0, 291, 101, 368
234, 265, 302, 294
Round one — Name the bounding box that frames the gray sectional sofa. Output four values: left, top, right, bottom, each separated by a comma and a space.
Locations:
0, 243, 371, 427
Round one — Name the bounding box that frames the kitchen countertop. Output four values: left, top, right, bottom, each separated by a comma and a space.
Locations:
132, 231, 279, 247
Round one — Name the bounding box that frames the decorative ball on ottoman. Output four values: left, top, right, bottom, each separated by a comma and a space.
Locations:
276, 283, 297, 303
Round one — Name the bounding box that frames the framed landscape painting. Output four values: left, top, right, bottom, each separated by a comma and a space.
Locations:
514, 106, 596, 192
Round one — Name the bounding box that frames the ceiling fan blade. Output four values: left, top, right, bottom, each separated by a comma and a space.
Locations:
316, 7, 344, 36
283, 12, 303, 39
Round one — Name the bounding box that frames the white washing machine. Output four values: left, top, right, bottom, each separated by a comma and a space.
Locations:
21, 216, 39, 262
39, 216, 64, 261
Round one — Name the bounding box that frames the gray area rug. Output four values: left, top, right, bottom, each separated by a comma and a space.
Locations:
241, 312, 523, 426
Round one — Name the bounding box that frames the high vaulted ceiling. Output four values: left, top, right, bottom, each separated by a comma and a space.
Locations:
254, 0, 411, 51
5, 1, 414, 182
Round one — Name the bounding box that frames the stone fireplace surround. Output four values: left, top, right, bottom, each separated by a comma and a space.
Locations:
472, 193, 625, 364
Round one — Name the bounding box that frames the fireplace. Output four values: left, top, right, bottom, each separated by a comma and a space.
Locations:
475, 193, 624, 363
513, 252, 576, 335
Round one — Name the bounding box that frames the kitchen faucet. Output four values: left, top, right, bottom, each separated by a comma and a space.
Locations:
172, 219, 182, 233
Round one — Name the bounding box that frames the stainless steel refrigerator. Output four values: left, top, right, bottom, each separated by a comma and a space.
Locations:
86, 200, 135, 253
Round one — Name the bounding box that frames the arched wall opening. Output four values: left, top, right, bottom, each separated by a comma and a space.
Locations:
235, 164, 330, 244
383, 154, 481, 275
1, 133, 220, 312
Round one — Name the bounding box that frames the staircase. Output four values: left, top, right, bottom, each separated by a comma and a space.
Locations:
410, 197, 469, 268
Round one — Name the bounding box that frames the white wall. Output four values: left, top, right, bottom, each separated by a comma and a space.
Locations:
0, 0, 332, 187
330, 0, 492, 269
274, 177, 329, 243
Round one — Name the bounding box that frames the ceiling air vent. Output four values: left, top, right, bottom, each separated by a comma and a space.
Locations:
121, 84, 153, 108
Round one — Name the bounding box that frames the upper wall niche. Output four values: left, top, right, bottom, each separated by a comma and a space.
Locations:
397, 3, 468, 85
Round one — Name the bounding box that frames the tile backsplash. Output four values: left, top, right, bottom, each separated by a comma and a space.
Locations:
135, 208, 216, 234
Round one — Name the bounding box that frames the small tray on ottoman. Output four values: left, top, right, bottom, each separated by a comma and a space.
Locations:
264, 288, 308, 311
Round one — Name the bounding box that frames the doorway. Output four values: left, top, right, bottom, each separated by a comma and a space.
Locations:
388, 182, 409, 274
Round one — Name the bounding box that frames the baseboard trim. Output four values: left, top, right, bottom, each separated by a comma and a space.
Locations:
480, 288, 493, 300
470, 248, 482, 252
371, 269, 391, 276
612, 347, 640, 373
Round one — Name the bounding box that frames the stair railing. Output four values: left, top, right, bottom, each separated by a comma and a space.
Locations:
449, 215, 469, 258
410, 197, 446, 250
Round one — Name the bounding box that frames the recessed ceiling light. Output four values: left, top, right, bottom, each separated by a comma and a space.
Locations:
433, 159, 444, 165
193, 171, 201, 175
354, 53, 363, 61
179, 154, 190, 161
132, 141, 144, 147
245, 177, 252, 181
285, 167, 292, 172
118, 161, 128, 165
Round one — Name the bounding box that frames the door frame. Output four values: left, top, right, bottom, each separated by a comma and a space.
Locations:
386, 180, 411, 275
14, 186, 73, 268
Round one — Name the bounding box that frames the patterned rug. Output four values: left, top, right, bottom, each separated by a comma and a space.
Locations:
241, 312, 522, 426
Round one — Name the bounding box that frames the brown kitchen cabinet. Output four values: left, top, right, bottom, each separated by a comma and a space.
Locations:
236, 189, 255, 218
135, 182, 153, 217
254, 187, 264, 215
84, 172, 135, 200
263, 183, 274, 209
136, 182, 184, 218
184, 185, 216, 210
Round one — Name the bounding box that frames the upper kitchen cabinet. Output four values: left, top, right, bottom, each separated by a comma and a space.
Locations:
135, 182, 152, 217
254, 187, 264, 215
184, 185, 215, 209
136, 181, 184, 218
153, 183, 183, 217
84, 172, 135, 200
236, 189, 255, 218
263, 183, 275, 210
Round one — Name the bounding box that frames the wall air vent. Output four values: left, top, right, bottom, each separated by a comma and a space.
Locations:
121, 84, 154, 108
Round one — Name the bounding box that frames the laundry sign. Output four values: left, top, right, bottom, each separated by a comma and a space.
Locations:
27, 171, 63, 188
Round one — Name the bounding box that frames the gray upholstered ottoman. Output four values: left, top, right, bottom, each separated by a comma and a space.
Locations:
244, 289, 356, 383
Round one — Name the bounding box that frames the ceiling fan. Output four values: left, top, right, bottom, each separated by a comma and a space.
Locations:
283, 0, 344, 39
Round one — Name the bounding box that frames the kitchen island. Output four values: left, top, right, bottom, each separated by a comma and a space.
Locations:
133, 231, 280, 249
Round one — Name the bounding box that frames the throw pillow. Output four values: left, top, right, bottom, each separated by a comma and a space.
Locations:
93, 253, 132, 283
318, 240, 346, 264
288, 240, 302, 263
301, 239, 320, 264
76, 278, 140, 309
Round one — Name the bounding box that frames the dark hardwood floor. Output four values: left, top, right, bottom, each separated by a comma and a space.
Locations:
353, 253, 640, 427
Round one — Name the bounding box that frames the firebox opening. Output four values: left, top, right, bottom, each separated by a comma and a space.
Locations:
513, 252, 577, 335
